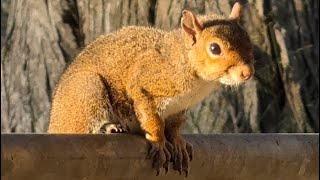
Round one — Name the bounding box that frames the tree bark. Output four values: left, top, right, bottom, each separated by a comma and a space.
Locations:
1, 0, 318, 133
1, 0, 78, 132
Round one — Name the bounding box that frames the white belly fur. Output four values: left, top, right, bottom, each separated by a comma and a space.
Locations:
160, 79, 219, 119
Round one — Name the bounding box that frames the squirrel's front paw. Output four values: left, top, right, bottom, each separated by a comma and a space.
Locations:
168, 135, 193, 177
148, 140, 174, 176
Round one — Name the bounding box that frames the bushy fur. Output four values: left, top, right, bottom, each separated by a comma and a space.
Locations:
48, 2, 254, 176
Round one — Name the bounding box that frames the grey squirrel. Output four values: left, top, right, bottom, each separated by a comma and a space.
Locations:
48, 2, 254, 176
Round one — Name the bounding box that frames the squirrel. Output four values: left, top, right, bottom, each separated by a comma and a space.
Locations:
48, 2, 254, 176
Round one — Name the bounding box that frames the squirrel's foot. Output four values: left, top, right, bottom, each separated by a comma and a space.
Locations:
100, 123, 126, 133
148, 140, 174, 176
168, 135, 193, 177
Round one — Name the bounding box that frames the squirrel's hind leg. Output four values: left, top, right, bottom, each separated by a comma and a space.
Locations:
99, 122, 126, 133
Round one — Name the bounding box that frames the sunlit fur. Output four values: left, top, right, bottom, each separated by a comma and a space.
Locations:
189, 15, 255, 85
48, 3, 254, 175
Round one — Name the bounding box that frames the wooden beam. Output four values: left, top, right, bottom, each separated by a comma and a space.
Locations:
1, 134, 319, 180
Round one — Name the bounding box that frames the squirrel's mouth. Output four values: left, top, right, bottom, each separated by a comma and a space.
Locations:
218, 64, 254, 86
218, 76, 246, 86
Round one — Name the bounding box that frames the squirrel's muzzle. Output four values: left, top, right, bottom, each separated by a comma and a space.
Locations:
219, 63, 254, 85
238, 64, 254, 81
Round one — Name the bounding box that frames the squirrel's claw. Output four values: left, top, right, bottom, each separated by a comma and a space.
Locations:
165, 141, 174, 159
183, 169, 188, 177
156, 169, 160, 176
172, 146, 183, 173
169, 136, 193, 176
163, 144, 171, 174
147, 145, 157, 159
186, 141, 193, 161
164, 164, 169, 174
149, 140, 172, 176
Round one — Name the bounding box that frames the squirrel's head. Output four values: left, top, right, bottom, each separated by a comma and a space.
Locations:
181, 2, 254, 85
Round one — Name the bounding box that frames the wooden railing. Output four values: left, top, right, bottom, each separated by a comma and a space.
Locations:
1, 134, 319, 180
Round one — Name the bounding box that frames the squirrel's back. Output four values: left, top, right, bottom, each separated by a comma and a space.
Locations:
62, 26, 185, 89
49, 3, 254, 134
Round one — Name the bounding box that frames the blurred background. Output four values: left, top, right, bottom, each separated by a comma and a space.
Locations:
1, 0, 319, 133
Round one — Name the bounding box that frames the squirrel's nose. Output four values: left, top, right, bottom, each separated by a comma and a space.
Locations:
240, 67, 252, 80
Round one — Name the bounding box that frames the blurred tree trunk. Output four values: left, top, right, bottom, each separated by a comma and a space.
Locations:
1, 0, 318, 133
1, 0, 10, 47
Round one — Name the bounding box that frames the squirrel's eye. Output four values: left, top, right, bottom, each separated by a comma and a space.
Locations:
209, 43, 221, 55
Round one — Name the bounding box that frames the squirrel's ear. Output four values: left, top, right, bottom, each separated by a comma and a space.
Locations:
229, 2, 241, 20
181, 10, 203, 45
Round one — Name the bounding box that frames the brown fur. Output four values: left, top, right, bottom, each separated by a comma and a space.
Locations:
48, 2, 254, 175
